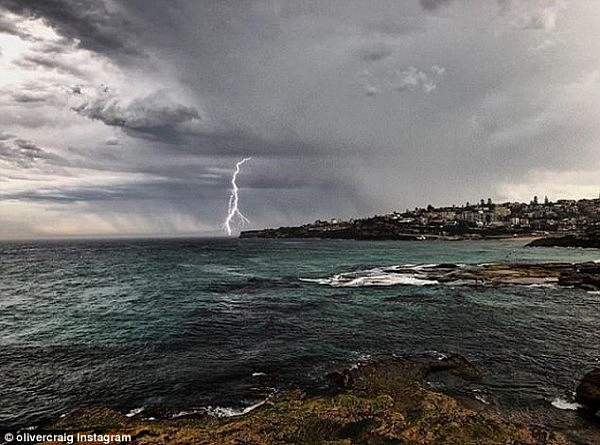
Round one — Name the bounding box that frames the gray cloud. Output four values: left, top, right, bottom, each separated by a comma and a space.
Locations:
0, 135, 66, 168
357, 43, 393, 62
0, 0, 598, 238
0, 80, 69, 107
420, 0, 455, 11
0, 11, 34, 39
0, 0, 139, 57
360, 65, 446, 96
71, 90, 201, 142
14, 53, 86, 77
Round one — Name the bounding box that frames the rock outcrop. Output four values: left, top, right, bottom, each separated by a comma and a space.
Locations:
326, 353, 482, 390
310, 262, 600, 291
42, 355, 569, 444
527, 227, 600, 249
576, 368, 600, 413
528, 236, 600, 248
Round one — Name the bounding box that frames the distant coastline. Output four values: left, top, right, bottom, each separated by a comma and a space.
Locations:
241, 196, 600, 243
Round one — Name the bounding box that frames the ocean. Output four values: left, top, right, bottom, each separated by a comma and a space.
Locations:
1, 238, 599, 429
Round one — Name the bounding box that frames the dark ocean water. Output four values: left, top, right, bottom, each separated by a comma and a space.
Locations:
1, 238, 600, 429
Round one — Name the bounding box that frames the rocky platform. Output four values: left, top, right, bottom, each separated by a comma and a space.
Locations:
527, 227, 600, 249
310, 262, 600, 291
528, 236, 600, 249
37, 354, 575, 445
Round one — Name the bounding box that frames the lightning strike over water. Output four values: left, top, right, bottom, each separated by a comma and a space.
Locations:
224, 157, 252, 236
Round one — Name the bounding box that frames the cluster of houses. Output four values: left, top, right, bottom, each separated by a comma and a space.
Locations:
390, 196, 600, 233
312, 196, 600, 236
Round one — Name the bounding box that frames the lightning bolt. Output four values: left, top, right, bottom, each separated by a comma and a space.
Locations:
223, 157, 252, 236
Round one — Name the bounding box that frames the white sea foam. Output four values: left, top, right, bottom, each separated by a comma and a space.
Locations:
412, 263, 441, 271
300, 267, 438, 287
207, 400, 267, 418
525, 283, 557, 288
550, 397, 582, 410
466, 388, 490, 405
473, 394, 490, 405
125, 407, 144, 417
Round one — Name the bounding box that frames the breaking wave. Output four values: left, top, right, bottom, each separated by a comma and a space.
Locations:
300, 265, 439, 287
204, 400, 267, 418
550, 397, 582, 411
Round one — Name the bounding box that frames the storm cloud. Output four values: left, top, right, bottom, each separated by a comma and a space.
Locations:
419, 0, 455, 11
0, 0, 139, 56
0, 134, 66, 168
0, 0, 599, 238
71, 89, 202, 142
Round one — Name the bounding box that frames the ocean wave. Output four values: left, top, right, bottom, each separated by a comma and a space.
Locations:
300, 264, 443, 287
300, 268, 438, 287
550, 397, 581, 410
300, 262, 565, 288
206, 400, 267, 417
125, 407, 145, 417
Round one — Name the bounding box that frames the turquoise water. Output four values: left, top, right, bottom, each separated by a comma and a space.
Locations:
1, 238, 599, 428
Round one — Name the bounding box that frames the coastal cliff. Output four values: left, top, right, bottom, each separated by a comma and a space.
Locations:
240, 197, 600, 241
239, 216, 528, 241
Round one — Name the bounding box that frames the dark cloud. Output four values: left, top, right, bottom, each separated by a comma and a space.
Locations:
0, 80, 66, 106
1, 184, 153, 203
10, 92, 50, 103
0, 0, 139, 56
0, 136, 66, 168
14, 53, 86, 77
0, 177, 238, 204
72, 90, 201, 142
0, 0, 597, 238
357, 43, 393, 62
0, 11, 33, 39
419, 0, 455, 11
363, 18, 425, 36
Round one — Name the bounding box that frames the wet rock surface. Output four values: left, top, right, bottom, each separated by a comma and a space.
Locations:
527, 227, 600, 249
528, 235, 600, 248
40, 355, 575, 444
320, 262, 600, 291
326, 353, 482, 391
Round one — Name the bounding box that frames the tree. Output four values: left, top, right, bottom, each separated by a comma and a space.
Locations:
533, 195, 539, 205
487, 198, 492, 206
544, 195, 549, 205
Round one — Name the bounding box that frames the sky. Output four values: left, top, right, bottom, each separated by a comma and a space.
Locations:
0, 0, 599, 238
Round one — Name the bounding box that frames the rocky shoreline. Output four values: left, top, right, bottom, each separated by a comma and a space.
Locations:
240, 217, 600, 246
306, 262, 600, 292
239, 220, 539, 241
31, 354, 600, 444
527, 235, 600, 249
518, 227, 600, 249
